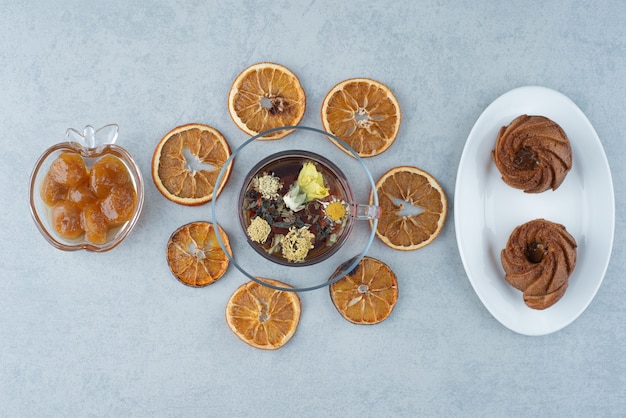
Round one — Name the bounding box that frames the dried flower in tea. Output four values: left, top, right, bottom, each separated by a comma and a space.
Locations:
251, 173, 281, 200
247, 216, 271, 243
281, 226, 315, 262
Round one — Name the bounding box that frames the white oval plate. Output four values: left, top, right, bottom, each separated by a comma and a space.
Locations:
455, 86, 615, 336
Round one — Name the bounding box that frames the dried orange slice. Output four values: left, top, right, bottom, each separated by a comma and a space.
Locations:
228, 62, 306, 140
373, 166, 447, 250
166, 221, 231, 287
152, 124, 232, 206
321, 78, 401, 157
329, 256, 398, 324
225, 278, 301, 350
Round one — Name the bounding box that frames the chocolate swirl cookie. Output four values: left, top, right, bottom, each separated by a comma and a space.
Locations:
501, 219, 577, 310
493, 115, 572, 193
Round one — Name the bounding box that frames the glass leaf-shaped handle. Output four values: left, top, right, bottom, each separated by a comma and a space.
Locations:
66, 124, 119, 152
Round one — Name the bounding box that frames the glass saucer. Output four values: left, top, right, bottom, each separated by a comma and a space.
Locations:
211, 125, 379, 292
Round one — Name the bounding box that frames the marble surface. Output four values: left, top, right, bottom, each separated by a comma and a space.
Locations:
2, 1, 625, 416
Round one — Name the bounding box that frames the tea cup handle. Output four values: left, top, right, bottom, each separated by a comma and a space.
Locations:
351, 204, 382, 220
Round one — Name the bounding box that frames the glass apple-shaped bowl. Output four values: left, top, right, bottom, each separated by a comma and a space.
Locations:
211, 125, 380, 292
29, 124, 144, 252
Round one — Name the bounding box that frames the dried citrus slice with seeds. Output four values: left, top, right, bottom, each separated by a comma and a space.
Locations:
225, 278, 301, 350
152, 124, 232, 206
321, 78, 401, 157
166, 221, 231, 287
329, 256, 398, 325
373, 166, 447, 250
228, 62, 306, 140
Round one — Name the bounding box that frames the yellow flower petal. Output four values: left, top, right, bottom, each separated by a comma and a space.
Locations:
297, 162, 329, 201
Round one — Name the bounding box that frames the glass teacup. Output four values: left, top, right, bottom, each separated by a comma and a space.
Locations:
211, 126, 380, 292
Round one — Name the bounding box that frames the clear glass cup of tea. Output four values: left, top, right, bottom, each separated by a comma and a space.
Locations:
211, 126, 380, 292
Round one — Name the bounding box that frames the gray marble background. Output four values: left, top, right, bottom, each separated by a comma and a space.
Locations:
2, 1, 624, 416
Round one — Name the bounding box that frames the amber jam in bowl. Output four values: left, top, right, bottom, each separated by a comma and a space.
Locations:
29, 125, 144, 252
